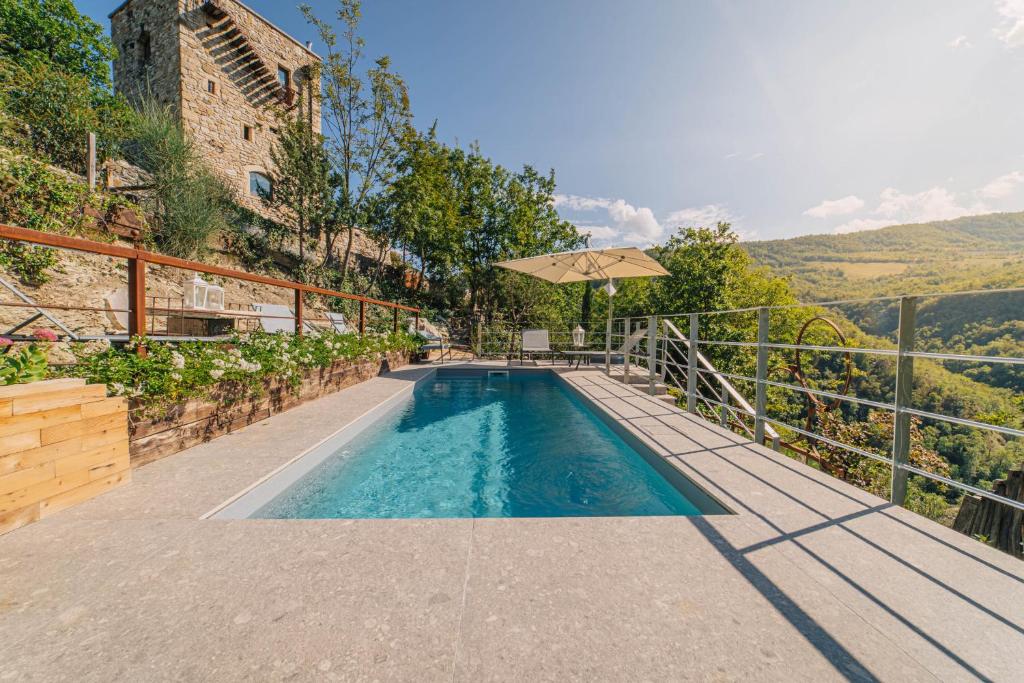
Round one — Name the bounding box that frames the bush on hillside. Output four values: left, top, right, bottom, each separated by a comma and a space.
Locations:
124, 100, 234, 259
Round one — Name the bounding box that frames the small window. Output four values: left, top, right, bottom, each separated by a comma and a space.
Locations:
249, 171, 272, 199
206, 80, 217, 94
139, 31, 151, 64
242, 125, 253, 141
277, 66, 291, 88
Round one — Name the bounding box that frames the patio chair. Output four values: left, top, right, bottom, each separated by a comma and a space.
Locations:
251, 303, 318, 335
325, 312, 352, 333
520, 328, 557, 365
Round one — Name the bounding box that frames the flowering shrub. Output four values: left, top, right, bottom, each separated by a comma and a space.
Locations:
64, 330, 420, 412
0, 332, 50, 385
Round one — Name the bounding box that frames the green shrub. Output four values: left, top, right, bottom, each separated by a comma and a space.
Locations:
124, 99, 233, 258
64, 330, 420, 413
0, 149, 146, 283
0, 59, 132, 173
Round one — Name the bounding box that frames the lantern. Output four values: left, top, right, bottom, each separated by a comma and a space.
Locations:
206, 282, 225, 311
184, 276, 209, 309
603, 279, 617, 297
572, 324, 586, 348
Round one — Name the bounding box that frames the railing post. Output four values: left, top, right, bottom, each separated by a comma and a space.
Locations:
719, 380, 729, 428
623, 317, 631, 384
687, 313, 698, 413
294, 288, 304, 336
891, 296, 917, 506
86, 132, 97, 191
127, 256, 146, 354
358, 300, 366, 337
754, 307, 769, 445
659, 319, 667, 382
476, 318, 483, 357
604, 311, 612, 375
647, 315, 657, 395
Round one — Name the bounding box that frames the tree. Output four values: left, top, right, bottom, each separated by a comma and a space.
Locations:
0, 60, 132, 172
0, 0, 116, 90
267, 115, 332, 276
300, 0, 412, 284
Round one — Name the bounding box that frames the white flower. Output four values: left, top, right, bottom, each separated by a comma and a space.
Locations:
171, 351, 185, 369
111, 382, 125, 395
171, 372, 182, 381
210, 369, 224, 380
213, 358, 225, 367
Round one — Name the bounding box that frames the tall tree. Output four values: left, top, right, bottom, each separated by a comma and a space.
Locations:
300, 0, 411, 284
267, 116, 332, 275
0, 0, 116, 90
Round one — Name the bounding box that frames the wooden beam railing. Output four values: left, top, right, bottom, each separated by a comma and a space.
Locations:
0, 224, 419, 348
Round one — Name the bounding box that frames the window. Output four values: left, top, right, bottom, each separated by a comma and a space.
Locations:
206, 80, 217, 95
277, 66, 291, 89
242, 125, 253, 142
139, 31, 151, 65
249, 171, 272, 199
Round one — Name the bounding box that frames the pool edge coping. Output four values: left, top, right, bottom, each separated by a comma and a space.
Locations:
203, 368, 438, 519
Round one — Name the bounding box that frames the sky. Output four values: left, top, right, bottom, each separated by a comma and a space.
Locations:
75, 0, 1024, 245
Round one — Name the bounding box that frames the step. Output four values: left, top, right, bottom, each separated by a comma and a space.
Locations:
607, 372, 670, 396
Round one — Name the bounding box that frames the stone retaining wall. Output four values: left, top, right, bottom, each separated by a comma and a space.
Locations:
129, 351, 412, 466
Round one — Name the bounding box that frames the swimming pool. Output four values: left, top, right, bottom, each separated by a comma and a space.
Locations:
218, 370, 725, 519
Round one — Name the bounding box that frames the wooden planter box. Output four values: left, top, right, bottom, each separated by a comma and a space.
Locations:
128, 351, 412, 467
0, 378, 129, 535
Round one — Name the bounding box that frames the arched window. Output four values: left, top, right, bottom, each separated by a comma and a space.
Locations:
249, 171, 272, 199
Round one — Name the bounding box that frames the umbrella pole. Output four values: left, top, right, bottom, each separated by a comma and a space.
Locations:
605, 286, 613, 375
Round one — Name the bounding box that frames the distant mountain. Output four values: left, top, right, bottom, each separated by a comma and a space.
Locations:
742, 212, 1024, 301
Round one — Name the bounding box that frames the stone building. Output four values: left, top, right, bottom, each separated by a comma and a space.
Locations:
109, 0, 321, 220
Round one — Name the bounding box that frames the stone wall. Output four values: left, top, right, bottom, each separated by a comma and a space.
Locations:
112, 0, 321, 222
129, 350, 412, 466
0, 379, 130, 536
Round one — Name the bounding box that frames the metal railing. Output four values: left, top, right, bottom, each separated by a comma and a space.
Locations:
606, 294, 1024, 514
0, 224, 420, 348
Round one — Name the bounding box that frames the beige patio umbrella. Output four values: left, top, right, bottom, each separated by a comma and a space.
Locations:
494, 247, 668, 284
494, 247, 669, 368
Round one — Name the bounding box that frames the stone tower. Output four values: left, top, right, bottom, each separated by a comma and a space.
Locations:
109, 0, 321, 220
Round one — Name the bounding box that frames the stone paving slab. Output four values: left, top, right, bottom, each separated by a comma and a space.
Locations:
1, 364, 1022, 681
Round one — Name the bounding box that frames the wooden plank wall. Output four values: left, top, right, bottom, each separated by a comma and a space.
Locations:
129, 351, 411, 467
0, 378, 130, 535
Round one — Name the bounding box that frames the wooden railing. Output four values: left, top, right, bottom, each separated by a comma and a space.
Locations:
0, 224, 419, 344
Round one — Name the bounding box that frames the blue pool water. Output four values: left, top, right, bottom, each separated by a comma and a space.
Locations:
255, 372, 718, 518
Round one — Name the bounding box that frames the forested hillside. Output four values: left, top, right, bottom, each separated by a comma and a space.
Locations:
742, 212, 1024, 302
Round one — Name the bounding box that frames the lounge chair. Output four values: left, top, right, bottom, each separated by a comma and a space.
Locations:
520, 328, 557, 364
325, 312, 351, 333
252, 303, 319, 335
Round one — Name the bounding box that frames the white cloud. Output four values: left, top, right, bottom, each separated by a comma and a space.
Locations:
978, 170, 1024, 199
827, 184, 988, 235
874, 186, 976, 222
664, 204, 736, 228
555, 194, 663, 245
553, 194, 612, 211
747, 152, 765, 161
575, 224, 618, 241
607, 199, 662, 241
803, 195, 865, 218
995, 0, 1024, 47
948, 35, 972, 49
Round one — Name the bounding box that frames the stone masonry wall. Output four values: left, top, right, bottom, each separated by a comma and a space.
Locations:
110, 0, 183, 111
112, 0, 321, 221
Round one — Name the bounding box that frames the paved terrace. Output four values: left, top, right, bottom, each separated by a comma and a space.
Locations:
1, 364, 1022, 681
